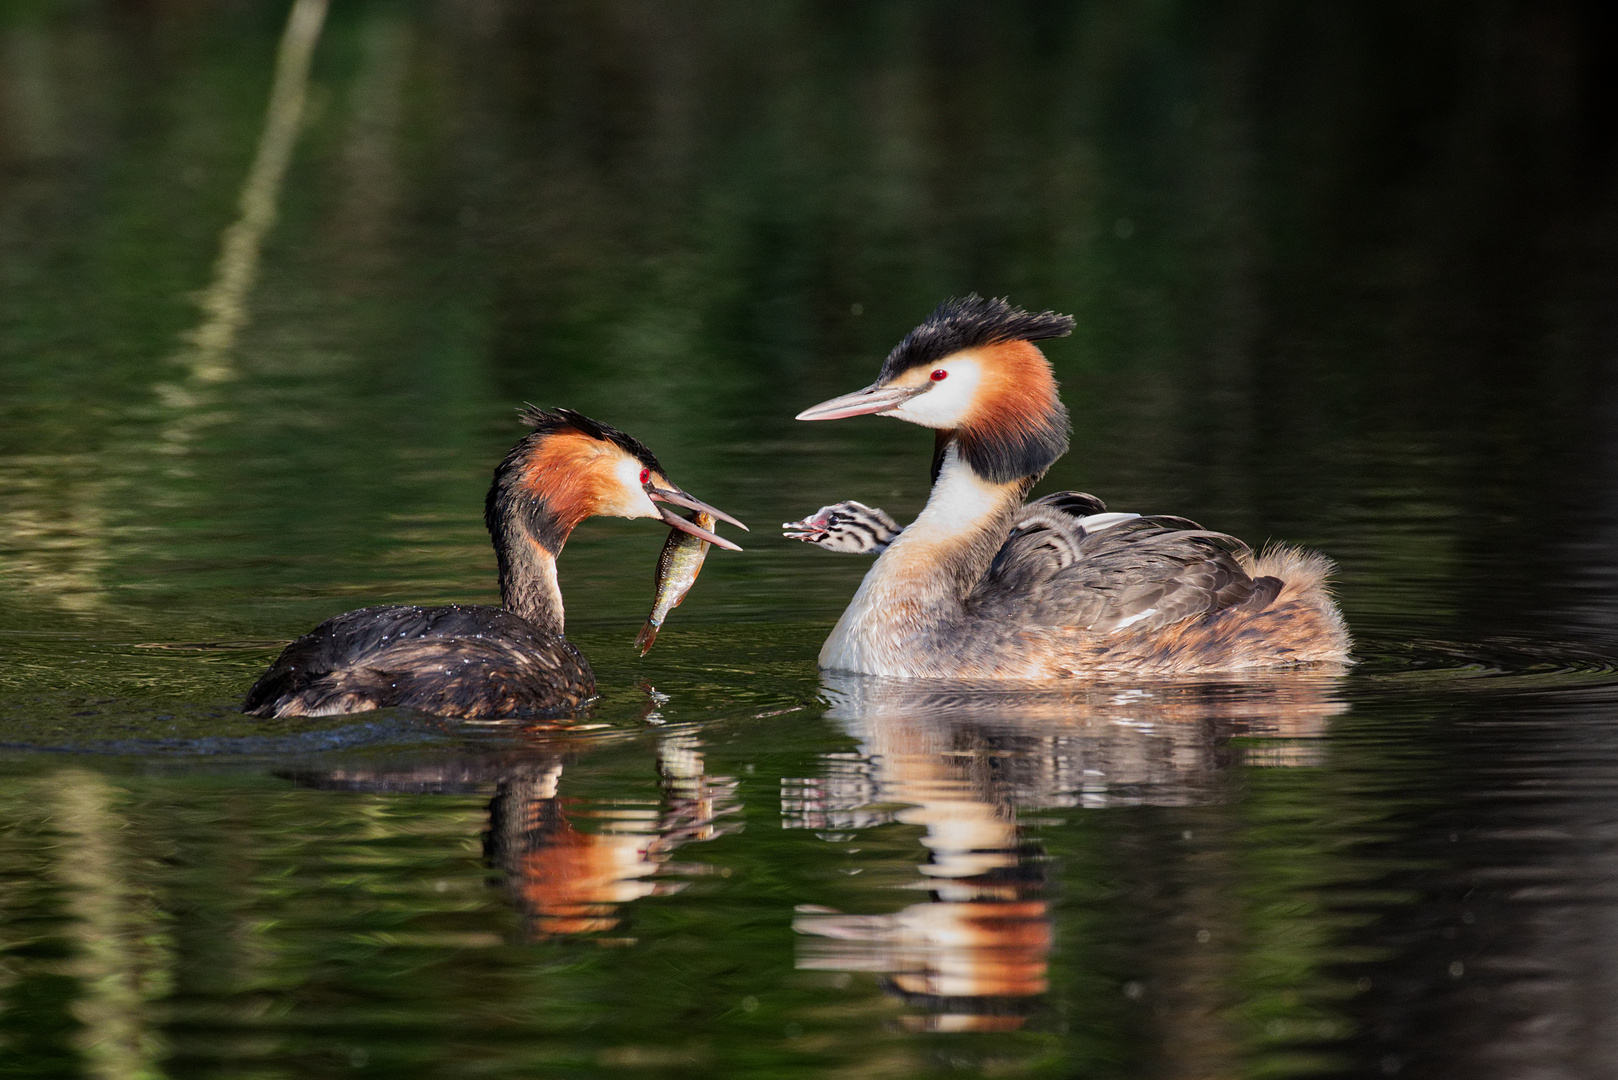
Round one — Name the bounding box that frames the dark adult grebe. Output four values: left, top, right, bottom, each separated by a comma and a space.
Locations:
243, 408, 745, 719
789, 295, 1349, 678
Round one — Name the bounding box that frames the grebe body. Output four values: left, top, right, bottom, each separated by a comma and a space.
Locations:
243, 604, 593, 718
244, 409, 742, 719
792, 296, 1349, 679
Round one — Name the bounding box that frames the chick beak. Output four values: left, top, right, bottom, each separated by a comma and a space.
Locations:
795, 382, 928, 421
646, 487, 747, 551
780, 510, 833, 542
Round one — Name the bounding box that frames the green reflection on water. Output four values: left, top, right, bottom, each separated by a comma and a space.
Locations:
0, 678, 1404, 1079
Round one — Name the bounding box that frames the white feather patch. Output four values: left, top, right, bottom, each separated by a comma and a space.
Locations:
1112, 607, 1158, 631
887, 354, 984, 429
1078, 511, 1140, 532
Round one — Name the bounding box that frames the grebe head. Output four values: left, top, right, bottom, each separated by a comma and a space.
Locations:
488, 407, 744, 554
795, 296, 1075, 483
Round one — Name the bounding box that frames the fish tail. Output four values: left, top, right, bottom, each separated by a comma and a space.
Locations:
635, 619, 661, 656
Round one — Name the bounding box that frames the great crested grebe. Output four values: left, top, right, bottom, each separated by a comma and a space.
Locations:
243, 408, 744, 719
791, 295, 1350, 678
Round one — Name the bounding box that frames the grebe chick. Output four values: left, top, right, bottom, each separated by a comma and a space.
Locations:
785, 496, 1128, 560
792, 295, 1350, 679
783, 501, 901, 554
244, 408, 745, 719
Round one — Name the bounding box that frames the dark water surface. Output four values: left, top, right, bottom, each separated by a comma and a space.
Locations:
5, 2, 1618, 1077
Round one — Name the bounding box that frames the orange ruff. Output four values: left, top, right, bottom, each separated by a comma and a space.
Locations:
964, 340, 1061, 445
520, 428, 618, 532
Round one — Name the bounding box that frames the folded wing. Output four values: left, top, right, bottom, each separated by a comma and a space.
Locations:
969, 491, 1279, 634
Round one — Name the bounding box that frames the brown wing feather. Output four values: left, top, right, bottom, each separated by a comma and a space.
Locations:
969, 496, 1263, 633
243, 605, 594, 719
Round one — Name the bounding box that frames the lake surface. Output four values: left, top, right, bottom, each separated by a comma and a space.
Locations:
4, 2, 1618, 1077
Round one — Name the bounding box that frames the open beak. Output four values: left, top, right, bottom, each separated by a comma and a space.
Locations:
647, 487, 747, 551
794, 382, 928, 421
781, 509, 833, 542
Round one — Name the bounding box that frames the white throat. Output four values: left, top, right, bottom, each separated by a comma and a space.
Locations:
899, 445, 1008, 544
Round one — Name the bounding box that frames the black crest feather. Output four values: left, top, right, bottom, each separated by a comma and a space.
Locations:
879, 295, 1075, 382
516, 406, 665, 475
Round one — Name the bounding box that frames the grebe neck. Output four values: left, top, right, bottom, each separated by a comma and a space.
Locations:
497, 537, 565, 634
819, 443, 1028, 675
890, 443, 1027, 599
490, 504, 571, 636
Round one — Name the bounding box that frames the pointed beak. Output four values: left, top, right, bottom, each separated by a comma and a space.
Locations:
794, 382, 928, 421
646, 487, 747, 551
781, 509, 833, 541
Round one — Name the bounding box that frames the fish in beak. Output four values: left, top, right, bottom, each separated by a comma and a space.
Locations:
645, 485, 747, 551
794, 382, 929, 421
636, 509, 714, 656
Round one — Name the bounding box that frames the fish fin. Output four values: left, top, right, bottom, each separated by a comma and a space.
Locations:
635, 620, 660, 656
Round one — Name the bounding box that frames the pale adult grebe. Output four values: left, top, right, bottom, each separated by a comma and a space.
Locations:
244, 408, 744, 719
790, 295, 1349, 678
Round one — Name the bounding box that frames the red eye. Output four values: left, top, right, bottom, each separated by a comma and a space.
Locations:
930, 369, 948, 381
639, 468, 651, 484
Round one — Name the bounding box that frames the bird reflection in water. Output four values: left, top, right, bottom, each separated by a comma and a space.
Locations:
785, 672, 1347, 1032
485, 729, 741, 938
289, 721, 740, 941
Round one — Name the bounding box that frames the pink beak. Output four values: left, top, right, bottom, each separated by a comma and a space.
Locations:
794, 382, 928, 421
645, 486, 747, 551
